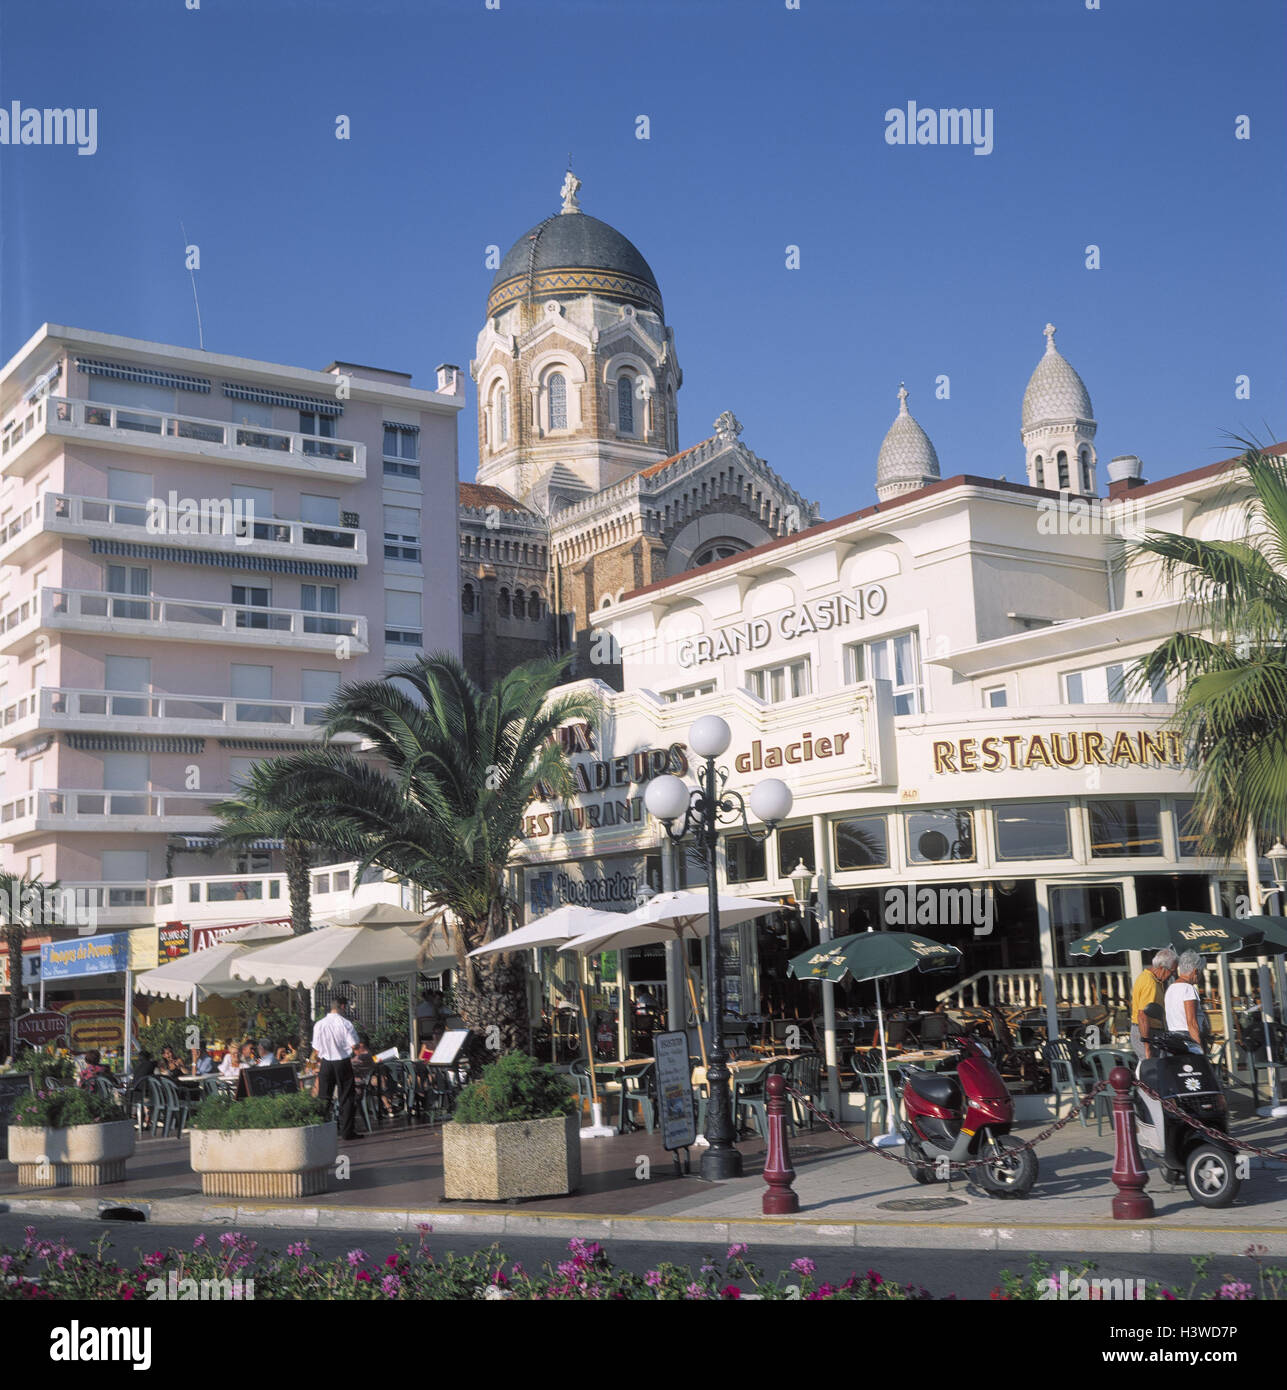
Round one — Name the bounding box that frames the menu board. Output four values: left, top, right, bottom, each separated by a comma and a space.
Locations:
653, 1030, 695, 1151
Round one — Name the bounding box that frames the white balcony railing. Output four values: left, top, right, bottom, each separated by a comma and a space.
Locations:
937, 963, 1265, 1012
0, 788, 225, 832
0, 686, 355, 744
0, 587, 368, 653
0, 492, 367, 566
1, 396, 365, 480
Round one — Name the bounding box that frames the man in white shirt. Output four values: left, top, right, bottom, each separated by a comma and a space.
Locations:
256, 1041, 276, 1067
312, 997, 361, 1139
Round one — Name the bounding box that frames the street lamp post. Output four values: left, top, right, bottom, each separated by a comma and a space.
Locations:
644, 714, 792, 1180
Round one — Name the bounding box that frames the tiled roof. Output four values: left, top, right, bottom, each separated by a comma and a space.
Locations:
637, 442, 704, 480
459, 483, 532, 513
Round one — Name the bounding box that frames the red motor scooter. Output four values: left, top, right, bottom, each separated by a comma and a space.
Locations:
898, 1035, 1038, 1196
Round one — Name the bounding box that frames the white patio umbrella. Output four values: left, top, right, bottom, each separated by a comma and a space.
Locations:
471, 903, 627, 1138
230, 921, 424, 990
135, 921, 293, 1004
327, 900, 427, 928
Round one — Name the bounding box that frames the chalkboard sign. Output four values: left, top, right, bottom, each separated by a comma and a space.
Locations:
236, 1064, 300, 1099
653, 1030, 696, 1151
0, 1074, 33, 1159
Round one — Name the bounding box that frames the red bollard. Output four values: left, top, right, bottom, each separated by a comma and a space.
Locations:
1109, 1064, 1154, 1220
762, 1073, 800, 1215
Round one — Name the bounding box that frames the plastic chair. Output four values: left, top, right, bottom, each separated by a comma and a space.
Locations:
618, 1062, 656, 1134
851, 1050, 891, 1139
1081, 1048, 1132, 1134
787, 1053, 821, 1130
1041, 1039, 1087, 1123
731, 1063, 777, 1140
151, 1077, 191, 1138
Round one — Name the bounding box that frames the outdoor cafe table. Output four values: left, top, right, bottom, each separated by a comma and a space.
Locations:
888, 1049, 957, 1071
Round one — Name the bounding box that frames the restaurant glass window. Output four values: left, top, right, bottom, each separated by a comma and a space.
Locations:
776, 824, 815, 878
994, 801, 1071, 861
1050, 883, 1125, 967
1174, 798, 1202, 857
1088, 799, 1163, 857
833, 814, 889, 870
906, 807, 975, 864
725, 833, 767, 883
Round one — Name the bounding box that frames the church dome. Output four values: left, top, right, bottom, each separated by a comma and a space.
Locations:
487, 175, 662, 318
876, 385, 940, 500
1022, 324, 1093, 429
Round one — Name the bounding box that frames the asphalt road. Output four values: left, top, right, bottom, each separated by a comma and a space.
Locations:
0, 1212, 1261, 1300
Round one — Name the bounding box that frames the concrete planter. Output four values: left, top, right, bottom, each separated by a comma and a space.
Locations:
442, 1112, 580, 1201
8, 1120, 135, 1187
189, 1121, 337, 1198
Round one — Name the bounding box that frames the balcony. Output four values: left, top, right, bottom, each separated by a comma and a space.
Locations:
0, 396, 365, 482
0, 493, 367, 568
0, 686, 361, 747
56, 881, 153, 929
0, 586, 369, 657
0, 788, 225, 837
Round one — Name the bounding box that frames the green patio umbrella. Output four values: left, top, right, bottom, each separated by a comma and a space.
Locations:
1067, 910, 1266, 959
787, 929, 962, 1147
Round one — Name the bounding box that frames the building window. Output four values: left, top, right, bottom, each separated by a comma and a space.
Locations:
1080, 448, 1092, 492
1174, 798, 1202, 858
846, 630, 923, 715
1064, 662, 1166, 704
1034, 455, 1044, 488
1057, 451, 1070, 490
994, 801, 1071, 860
497, 386, 509, 444
498, 587, 510, 619
232, 583, 273, 629
662, 682, 716, 703
1088, 799, 1163, 857
748, 659, 811, 703
777, 824, 815, 878
383, 425, 419, 478
383, 505, 421, 562
299, 412, 336, 457
461, 583, 475, 615
691, 541, 745, 569
834, 814, 889, 870
528, 593, 543, 622
617, 375, 634, 434
301, 583, 341, 635
983, 686, 1008, 708
384, 589, 423, 646
906, 808, 975, 864
725, 833, 767, 883
548, 373, 568, 431
106, 564, 150, 620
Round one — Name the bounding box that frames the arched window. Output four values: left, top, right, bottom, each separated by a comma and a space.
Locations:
461, 584, 475, 615
617, 375, 634, 434
529, 593, 543, 621
1057, 451, 1070, 490
1079, 448, 1091, 493
1034, 455, 1044, 488
498, 587, 510, 618
691, 541, 747, 570
514, 589, 527, 620
548, 373, 567, 430
496, 386, 509, 444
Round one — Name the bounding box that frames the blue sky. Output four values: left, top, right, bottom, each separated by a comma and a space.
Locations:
2, 0, 1283, 519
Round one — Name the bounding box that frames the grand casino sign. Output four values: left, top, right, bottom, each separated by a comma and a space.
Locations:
676, 585, 888, 668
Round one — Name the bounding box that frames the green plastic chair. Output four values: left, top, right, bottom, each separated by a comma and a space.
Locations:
151, 1077, 191, 1138
1081, 1048, 1132, 1134
1041, 1039, 1088, 1124
788, 1053, 822, 1130
851, 1051, 891, 1139
618, 1062, 656, 1134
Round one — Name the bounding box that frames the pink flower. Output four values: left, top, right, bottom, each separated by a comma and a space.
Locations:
684, 1282, 705, 1299
866, 1269, 883, 1286
218, 1232, 240, 1248
721, 1285, 741, 1299
142, 1251, 164, 1269
356, 1270, 372, 1283
385, 1253, 400, 1268
727, 1243, 748, 1260
381, 1274, 401, 1296
790, 1257, 816, 1276
286, 1242, 309, 1258
644, 1270, 663, 1288
192, 1235, 207, 1250
346, 1249, 368, 1267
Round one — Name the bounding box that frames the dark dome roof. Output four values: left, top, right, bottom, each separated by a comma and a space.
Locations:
488, 212, 662, 316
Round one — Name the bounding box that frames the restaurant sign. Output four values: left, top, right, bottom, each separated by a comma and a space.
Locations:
158, 923, 190, 966
931, 729, 1185, 775
525, 855, 660, 917
676, 585, 888, 668
192, 918, 291, 951
41, 932, 128, 980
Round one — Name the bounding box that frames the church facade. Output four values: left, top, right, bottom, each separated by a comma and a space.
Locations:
459, 175, 818, 688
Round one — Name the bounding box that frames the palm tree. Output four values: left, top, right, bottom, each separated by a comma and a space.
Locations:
211, 784, 314, 1049
1131, 440, 1287, 859
211, 653, 601, 1051
1, 873, 59, 1050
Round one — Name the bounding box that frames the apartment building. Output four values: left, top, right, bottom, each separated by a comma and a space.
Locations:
0, 325, 464, 938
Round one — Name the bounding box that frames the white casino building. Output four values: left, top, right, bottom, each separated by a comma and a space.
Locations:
513, 328, 1286, 1056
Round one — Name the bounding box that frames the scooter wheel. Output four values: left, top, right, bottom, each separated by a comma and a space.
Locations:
1185, 1144, 1241, 1209
975, 1134, 1037, 1197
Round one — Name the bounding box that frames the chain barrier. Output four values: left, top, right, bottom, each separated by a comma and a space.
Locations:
1135, 1080, 1287, 1163
782, 1078, 1111, 1173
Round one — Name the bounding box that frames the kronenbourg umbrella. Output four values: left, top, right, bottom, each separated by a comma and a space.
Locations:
1067, 911, 1266, 959
135, 922, 294, 1004
468, 903, 623, 956
788, 929, 963, 1146
561, 892, 782, 1077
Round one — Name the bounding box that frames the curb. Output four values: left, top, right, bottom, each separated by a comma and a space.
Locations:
3, 1193, 1284, 1256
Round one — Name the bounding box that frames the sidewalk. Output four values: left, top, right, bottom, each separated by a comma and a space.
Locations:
4, 1109, 1285, 1256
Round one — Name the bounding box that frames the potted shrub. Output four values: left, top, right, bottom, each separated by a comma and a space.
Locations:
443, 1051, 579, 1201
188, 1091, 334, 1198
7, 1086, 134, 1188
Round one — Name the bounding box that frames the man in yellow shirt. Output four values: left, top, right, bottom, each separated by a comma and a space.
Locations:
1131, 948, 1177, 1061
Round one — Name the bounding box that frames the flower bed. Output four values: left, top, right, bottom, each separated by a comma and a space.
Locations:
7, 1088, 132, 1188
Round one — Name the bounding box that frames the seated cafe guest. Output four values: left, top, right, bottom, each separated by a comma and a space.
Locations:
133, 1048, 157, 1082
276, 1044, 295, 1065
256, 1040, 276, 1067
78, 1050, 118, 1089
219, 1047, 241, 1079
157, 1046, 186, 1082
195, 1046, 216, 1076
238, 1040, 256, 1069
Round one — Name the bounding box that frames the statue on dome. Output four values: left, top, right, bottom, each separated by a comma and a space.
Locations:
560, 170, 582, 214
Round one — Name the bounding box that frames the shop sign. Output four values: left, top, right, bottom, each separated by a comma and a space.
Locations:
676, 585, 888, 668
12, 1010, 69, 1049
158, 923, 190, 966
41, 932, 128, 980
191, 918, 291, 952
931, 729, 1185, 775
525, 856, 659, 916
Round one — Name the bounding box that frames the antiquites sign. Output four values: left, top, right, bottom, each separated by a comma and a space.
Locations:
676, 585, 888, 668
